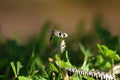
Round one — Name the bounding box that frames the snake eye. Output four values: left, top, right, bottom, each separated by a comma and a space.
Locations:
59, 32, 62, 37
61, 33, 67, 38
63, 34, 66, 37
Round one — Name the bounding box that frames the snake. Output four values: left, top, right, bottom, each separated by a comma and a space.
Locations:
50, 29, 118, 80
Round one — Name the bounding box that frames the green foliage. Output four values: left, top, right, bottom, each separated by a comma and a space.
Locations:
94, 16, 120, 50
97, 44, 120, 61
0, 19, 120, 80
79, 43, 91, 70
39, 21, 50, 52
10, 61, 23, 79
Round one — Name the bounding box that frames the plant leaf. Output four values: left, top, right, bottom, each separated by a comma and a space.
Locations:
10, 62, 17, 77
17, 61, 23, 75
50, 63, 59, 73
79, 43, 91, 56
18, 76, 32, 80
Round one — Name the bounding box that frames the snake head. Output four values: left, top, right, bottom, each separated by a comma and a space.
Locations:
50, 29, 68, 41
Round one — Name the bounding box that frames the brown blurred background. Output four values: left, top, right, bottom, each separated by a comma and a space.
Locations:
0, 0, 120, 43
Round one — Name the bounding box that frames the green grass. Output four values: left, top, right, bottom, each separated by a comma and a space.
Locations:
0, 18, 120, 80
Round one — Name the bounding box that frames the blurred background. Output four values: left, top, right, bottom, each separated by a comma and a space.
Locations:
0, 0, 120, 43
0, 1, 120, 79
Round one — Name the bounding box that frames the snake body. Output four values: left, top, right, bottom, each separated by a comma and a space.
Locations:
65, 67, 117, 80
55, 61, 118, 80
